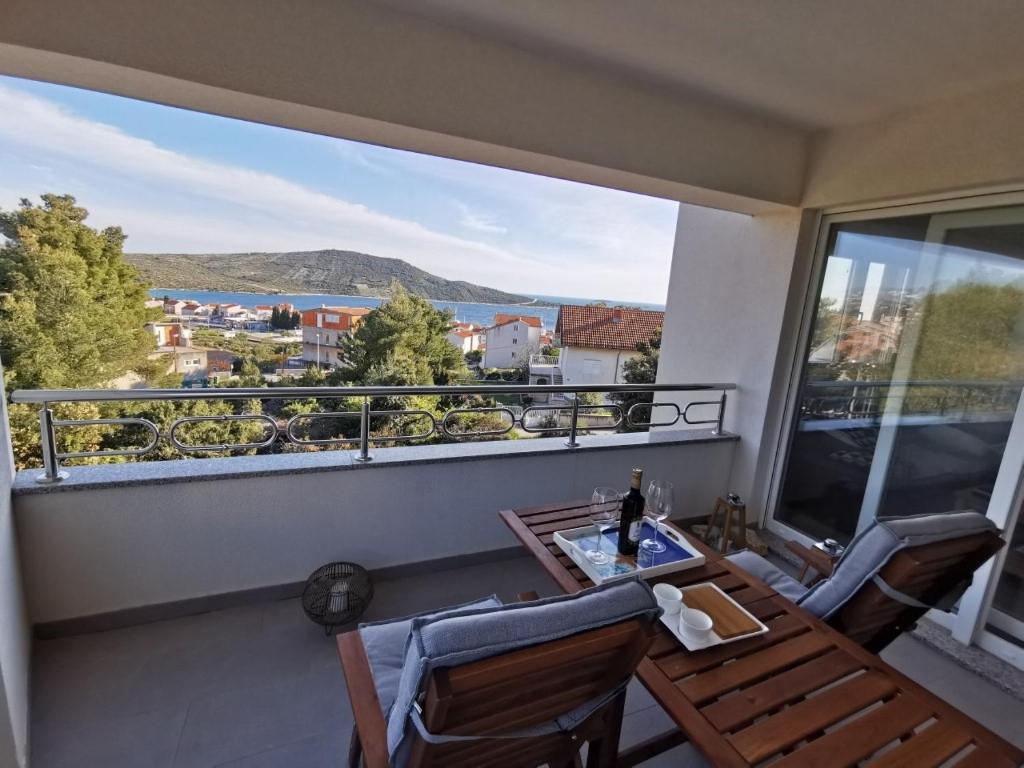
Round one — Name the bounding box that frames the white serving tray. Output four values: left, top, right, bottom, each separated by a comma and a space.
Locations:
659, 583, 769, 651
553, 520, 706, 585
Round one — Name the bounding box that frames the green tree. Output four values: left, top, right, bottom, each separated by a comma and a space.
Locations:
911, 281, 1024, 381
342, 282, 467, 385
514, 342, 541, 382
0, 194, 156, 390
610, 328, 661, 432
0, 195, 276, 468
809, 296, 844, 355
116, 398, 268, 461
238, 357, 263, 386
902, 281, 1024, 413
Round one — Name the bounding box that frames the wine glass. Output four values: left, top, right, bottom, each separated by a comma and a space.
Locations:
586, 487, 621, 565
641, 480, 674, 554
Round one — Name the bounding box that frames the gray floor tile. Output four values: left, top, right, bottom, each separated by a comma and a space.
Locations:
624, 678, 658, 716
32, 705, 187, 768
638, 742, 710, 768
213, 730, 347, 768
619, 703, 677, 749
173, 670, 351, 767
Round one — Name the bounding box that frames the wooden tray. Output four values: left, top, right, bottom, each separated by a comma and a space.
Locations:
682, 583, 762, 639
659, 583, 768, 651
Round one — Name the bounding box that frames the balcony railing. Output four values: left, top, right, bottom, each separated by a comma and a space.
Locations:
529, 354, 561, 366
801, 379, 1023, 420
10, 382, 735, 484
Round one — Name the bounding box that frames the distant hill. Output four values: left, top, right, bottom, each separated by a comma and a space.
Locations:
125, 250, 542, 305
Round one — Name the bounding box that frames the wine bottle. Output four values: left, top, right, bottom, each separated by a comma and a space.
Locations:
617, 468, 645, 556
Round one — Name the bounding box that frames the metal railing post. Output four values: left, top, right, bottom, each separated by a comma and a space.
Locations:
713, 392, 727, 436
565, 395, 580, 448
36, 405, 68, 484
355, 397, 372, 462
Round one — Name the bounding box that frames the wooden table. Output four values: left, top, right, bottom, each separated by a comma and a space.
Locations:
500, 500, 1024, 768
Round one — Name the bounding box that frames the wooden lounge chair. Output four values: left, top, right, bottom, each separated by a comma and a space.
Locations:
728, 511, 1004, 653
338, 580, 661, 768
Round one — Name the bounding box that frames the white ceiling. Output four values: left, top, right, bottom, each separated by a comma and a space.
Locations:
378, 0, 1024, 129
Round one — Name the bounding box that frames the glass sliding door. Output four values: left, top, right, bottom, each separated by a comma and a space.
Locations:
774, 205, 1024, 545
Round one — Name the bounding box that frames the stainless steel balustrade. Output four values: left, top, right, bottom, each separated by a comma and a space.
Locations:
10, 382, 735, 483
801, 379, 1022, 420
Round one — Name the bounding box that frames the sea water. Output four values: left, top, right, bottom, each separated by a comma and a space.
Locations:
149, 289, 664, 329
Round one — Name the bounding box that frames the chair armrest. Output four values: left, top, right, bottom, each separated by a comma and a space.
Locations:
337, 630, 391, 768
516, 590, 540, 602
786, 541, 837, 582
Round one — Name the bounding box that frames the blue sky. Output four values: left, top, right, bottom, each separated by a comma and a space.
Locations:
0, 76, 678, 303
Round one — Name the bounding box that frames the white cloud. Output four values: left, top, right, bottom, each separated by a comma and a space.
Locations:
456, 203, 507, 234
0, 81, 677, 303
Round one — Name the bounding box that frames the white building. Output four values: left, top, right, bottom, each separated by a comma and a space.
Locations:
164, 347, 207, 378
216, 304, 247, 319
181, 302, 212, 318
162, 298, 187, 316
300, 306, 371, 367
482, 314, 543, 369
145, 322, 192, 348
446, 322, 485, 355
555, 306, 663, 385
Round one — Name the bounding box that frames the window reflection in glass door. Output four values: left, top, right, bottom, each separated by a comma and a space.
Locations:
776, 207, 1024, 544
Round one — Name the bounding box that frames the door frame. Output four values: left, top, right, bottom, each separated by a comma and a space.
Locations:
762, 188, 1024, 666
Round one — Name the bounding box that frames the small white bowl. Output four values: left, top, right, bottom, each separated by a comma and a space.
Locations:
679, 608, 714, 640
652, 583, 682, 615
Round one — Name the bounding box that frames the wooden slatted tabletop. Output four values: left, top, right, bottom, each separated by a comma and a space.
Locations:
500, 500, 1024, 768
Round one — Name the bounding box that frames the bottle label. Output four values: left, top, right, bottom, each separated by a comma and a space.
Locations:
628, 518, 642, 543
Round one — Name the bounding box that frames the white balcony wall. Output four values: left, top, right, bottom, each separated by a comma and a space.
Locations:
657, 206, 817, 525
0, 366, 30, 768
13, 435, 735, 625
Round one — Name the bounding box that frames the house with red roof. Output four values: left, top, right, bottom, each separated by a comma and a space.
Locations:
180, 301, 211, 318
482, 315, 544, 369
554, 305, 663, 385
446, 322, 484, 355
300, 306, 372, 367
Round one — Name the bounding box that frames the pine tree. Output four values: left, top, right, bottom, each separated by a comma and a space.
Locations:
610, 328, 661, 432
342, 281, 468, 385
0, 194, 156, 390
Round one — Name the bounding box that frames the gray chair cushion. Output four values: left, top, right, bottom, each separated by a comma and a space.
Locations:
358, 595, 502, 716
386, 578, 661, 763
726, 550, 808, 603
799, 511, 996, 619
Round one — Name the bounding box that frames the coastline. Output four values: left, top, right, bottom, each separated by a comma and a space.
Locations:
149, 287, 555, 308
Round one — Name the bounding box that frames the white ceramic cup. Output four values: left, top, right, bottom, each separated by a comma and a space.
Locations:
652, 583, 682, 616
679, 608, 714, 641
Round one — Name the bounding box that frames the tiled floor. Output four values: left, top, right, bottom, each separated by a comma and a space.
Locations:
29, 555, 1024, 767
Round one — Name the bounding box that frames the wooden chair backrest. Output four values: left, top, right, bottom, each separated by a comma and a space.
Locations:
828, 530, 1004, 653
406, 616, 657, 768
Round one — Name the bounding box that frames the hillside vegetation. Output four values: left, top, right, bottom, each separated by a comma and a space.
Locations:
125, 249, 540, 304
